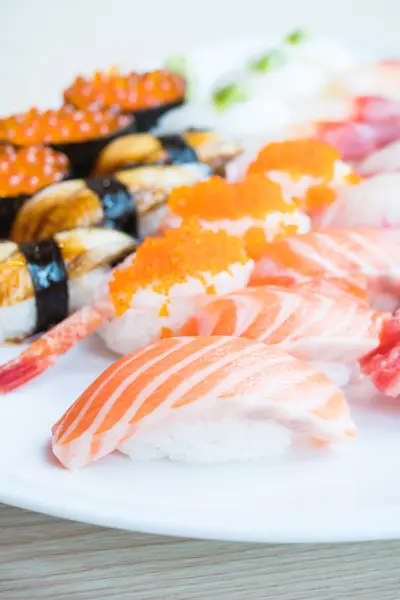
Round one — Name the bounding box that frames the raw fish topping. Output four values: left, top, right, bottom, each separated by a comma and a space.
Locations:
63, 68, 186, 111
0, 106, 133, 145
0, 145, 69, 196
109, 219, 248, 315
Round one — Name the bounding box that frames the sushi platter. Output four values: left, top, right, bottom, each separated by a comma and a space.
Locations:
1, 31, 400, 544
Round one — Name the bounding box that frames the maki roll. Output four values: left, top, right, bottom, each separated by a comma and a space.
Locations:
63, 68, 186, 132
93, 130, 242, 177
0, 227, 136, 342
0, 106, 135, 178
0, 145, 70, 239
10, 163, 210, 243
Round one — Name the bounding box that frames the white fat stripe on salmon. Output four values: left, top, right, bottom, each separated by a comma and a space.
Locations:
285, 236, 348, 276
256, 292, 303, 342
346, 231, 400, 272
221, 291, 264, 337
278, 293, 335, 343
55, 338, 193, 457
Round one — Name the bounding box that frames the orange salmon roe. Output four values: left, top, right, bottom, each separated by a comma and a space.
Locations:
168, 175, 298, 221
0, 145, 69, 196
109, 220, 248, 316
64, 68, 186, 111
247, 139, 340, 181
0, 106, 132, 146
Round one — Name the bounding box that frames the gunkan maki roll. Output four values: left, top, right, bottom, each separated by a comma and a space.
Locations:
0, 145, 70, 239
63, 67, 186, 132
0, 106, 136, 178
93, 130, 242, 177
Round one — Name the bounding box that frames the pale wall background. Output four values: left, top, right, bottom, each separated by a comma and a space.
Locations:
1, 0, 399, 113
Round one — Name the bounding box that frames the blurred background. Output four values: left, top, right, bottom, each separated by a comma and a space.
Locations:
1, 0, 399, 112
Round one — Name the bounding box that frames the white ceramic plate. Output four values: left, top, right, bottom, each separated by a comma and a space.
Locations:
1, 37, 400, 543
1, 338, 400, 544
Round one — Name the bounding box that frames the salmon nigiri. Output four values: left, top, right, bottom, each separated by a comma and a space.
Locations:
0, 221, 253, 393
52, 336, 356, 469
250, 229, 400, 311
179, 286, 389, 364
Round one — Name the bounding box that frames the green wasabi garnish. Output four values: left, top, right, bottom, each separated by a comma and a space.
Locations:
212, 82, 248, 112
286, 28, 308, 45
249, 49, 287, 73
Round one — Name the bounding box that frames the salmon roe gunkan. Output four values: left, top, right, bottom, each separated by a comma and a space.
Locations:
0, 106, 133, 146
109, 220, 248, 316
0, 145, 69, 197
63, 68, 186, 112
247, 139, 340, 181
168, 175, 298, 221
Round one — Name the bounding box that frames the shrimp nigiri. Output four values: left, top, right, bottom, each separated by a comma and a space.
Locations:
0, 220, 253, 393
52, 336, 356, 469
250, 229, 400, 311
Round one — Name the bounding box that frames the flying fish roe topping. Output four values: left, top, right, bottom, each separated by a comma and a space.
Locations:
64, 68, 186, 111
168, 175, 297, 221
0, 106, 133, 146
247, 139, 341, 181
0, 145, 69, 196
109, 220, 248, 316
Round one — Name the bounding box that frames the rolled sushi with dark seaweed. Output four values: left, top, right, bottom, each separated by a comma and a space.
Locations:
63, 67, 186, 132
93, 130, 242, 177
0, 144, 70, 239
0, 227, 137, 342
10, 163, 210, 243
0, 106, 135, 178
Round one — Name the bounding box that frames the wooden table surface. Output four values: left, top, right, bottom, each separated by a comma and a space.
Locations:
1, 504, 400, 599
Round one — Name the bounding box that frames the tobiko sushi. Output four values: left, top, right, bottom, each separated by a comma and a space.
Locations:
0, 106, 136, 178
63, 67, 186, 131
0, 145, 70, 239
162, 175, 310, 259
0, 220, 253, 391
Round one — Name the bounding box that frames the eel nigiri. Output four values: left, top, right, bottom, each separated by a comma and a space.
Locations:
250, 229, 400, 311
51, 336, 356, 469
0, 220, 253, 392
10, 163, 210, 244
179, 286, 388, 365
318, 173, 400, 229
93, 130, 242, 177
162, 175, 310, 259
0, 227, 136, 342
244, 138, 357, 217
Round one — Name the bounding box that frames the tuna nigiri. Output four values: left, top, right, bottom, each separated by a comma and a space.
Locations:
51, 336, 356, 469
250, 229, 400, 311
0, 220, 253, 392
162, 175, 310, 259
